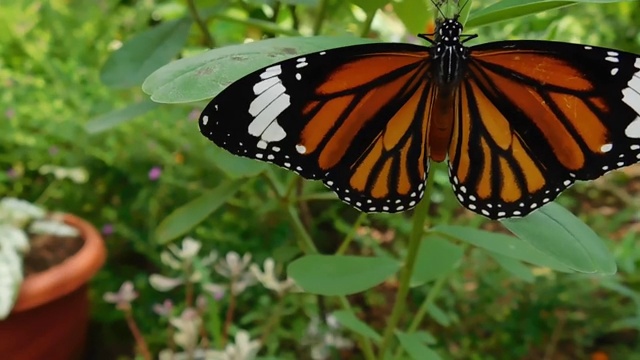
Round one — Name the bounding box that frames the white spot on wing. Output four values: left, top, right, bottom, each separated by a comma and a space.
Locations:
296, 144, 307, 154
262, 121, 286, 142
625, 116, 640, 139
247, 94, 291, 137
249, 83, 286, 116
202, 115, 209, 125
600, 143, 613, 153
253, 77, 280, 95
260, 65, 282, 79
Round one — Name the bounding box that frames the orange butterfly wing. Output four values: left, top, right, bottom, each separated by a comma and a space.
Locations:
447, 42, 640, 218
200, 44, 436, 212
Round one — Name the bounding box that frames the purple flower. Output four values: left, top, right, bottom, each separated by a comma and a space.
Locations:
188, 109, 201, 121
48, 146, 59, 155
148, 166, 162, 181
103, 281, 138, 310
5, 108, 15, 119
6, 168, 17, 179
101, 223, 114, 236
153, 299, 174, 317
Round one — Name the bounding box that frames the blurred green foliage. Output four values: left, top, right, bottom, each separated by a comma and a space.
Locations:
1, 0, 640, 359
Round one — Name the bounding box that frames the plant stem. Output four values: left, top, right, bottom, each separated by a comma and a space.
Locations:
286, 205, 318, 254
186, 0, 215, 48
336, 212, 367, 255
212, 12, 301, 36
312, 0, 330, 35
222, 279, 237, 345
391, 275, 448, 360
378, 175, 435, 357
123, 307, 152, 360
337, 297, 377, 360
261, 296, 286, 354
359, 8, 378, 38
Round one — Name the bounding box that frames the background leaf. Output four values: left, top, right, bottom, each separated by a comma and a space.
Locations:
333, 310, 382, 342
288, 255, 401, 295
433, 225, 574, 272
396, 331, 443, 360
143, 36, 374, 103
501, 203, 617, 274
155, 178, 248, 244
101, 17, 192, 88
411, 235, 463, 286
85, 100, 159, 134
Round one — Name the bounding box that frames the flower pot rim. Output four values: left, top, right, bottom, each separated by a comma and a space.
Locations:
11, 213, 106, 312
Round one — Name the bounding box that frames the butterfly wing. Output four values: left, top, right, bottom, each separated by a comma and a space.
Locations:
199, 43, 435, 212
448, 41, 640, 219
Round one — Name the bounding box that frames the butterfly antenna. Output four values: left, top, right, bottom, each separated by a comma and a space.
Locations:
459, 0, 471, 14
430, 0, 446, 19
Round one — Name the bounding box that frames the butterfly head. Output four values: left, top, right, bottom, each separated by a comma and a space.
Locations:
437, 18, 463, 46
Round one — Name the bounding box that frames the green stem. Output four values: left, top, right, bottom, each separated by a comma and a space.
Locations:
408, 275, 447, 333
359, 8, 378, 38
186, 0, 215, 48
262, 296, 286, 354
391, 275, 448, 360
378, 174, 435, 356
338, 297, 377, 360
212, 12, 300, 36
336, 213, 367, 255
286, 205, 318, 254
312, 0, 330, 35
34, 180, 58, 205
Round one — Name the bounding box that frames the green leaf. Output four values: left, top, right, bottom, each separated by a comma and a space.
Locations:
288, 255, 401, 295
411, 235, 463, 286
394, 0, 431, 34
333, 310, 382, 342
396, 331, 442, 360
101, 17, 192, 89
85, 100, 159, 134
433, 225, 574, 272
206, 146, 268, 179
155, 178, 248, 244
488, 253, 535, 283
501, 203, 616, 274
466, 0, 625, 28
426, 303, 450, 326
349, 0, 390, 13
143, 36, 374, 103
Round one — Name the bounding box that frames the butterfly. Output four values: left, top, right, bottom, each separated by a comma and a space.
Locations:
198, 11, 640, 220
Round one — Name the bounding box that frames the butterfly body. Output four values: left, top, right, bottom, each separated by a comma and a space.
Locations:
199, 16, 640, 219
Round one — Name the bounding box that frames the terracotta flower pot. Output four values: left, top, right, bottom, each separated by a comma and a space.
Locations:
0, 213, 107, 360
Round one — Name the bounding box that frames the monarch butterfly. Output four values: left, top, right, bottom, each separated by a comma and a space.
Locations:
199, 11, 640, 220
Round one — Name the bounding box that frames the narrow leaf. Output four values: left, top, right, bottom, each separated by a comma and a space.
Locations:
396, 331, 443, 360
207, 146, 268, 179
394, 0, 431, 34
411, 235, 463, 286
288, 255, 400, 296
101, 18, 192, 88
85, 100, 159, 134
467, 0, 574, 28
333, 310, 382, 343
488, 253, 535, 283
466, 0, 625, 28
427, 303, 450, 326
501, 203, 616, 274
433, 225, 574, 272
155, 178, 247, 244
